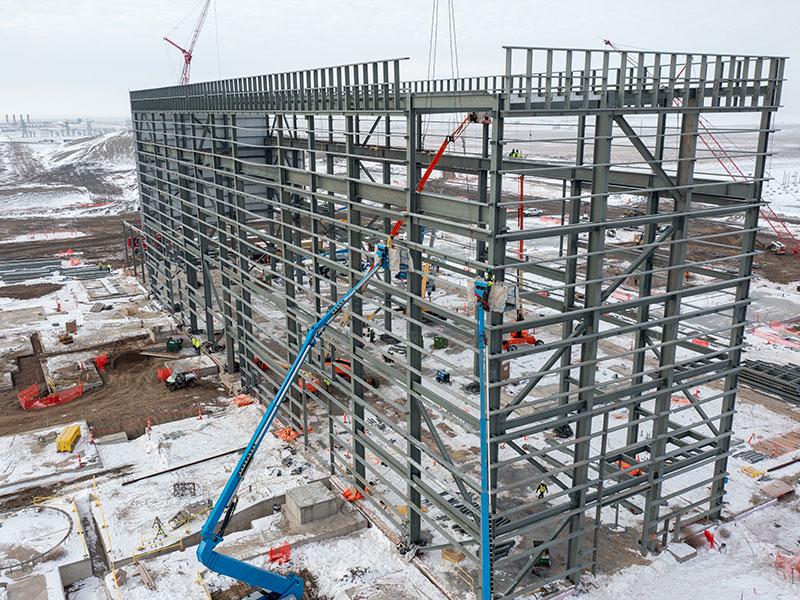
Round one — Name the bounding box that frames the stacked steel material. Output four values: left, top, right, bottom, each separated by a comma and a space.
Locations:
740, 360, 800, 405
0, 258, 111, 282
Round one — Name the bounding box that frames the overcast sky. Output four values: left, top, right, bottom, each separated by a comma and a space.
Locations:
1, 0, 798, 122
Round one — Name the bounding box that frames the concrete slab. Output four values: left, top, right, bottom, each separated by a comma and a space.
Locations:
221, 502, 368, 564
285, 481, 338, 526
95, 431, 128, 445
149, 325, 183, 343
44, 353, 103, 391
165, 354, 219, 377
0, 422, 101, 490
667, 542, 697, 563
7, 574, 48, 600
3, 306, 46, 329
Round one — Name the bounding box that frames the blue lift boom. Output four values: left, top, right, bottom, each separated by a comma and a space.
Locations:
197, 245, 390, 600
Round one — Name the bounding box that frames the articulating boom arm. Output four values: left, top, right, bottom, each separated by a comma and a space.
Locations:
197, 246, 389, 600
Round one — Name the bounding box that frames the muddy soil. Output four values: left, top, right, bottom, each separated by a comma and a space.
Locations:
0, 213, 138, 267
0, 338, 226, 440
0, 282, 63, 300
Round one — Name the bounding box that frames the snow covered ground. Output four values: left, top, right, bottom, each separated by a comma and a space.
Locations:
0, 131, 137, 219
582, 497, 800, 600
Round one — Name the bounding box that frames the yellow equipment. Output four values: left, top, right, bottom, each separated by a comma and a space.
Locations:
56, 424, 82, 453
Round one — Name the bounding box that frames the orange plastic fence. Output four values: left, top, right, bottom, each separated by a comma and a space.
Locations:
269, 542, 291, 564
232, 394, 254, 407
275, 427, 301, 441
17, 383, 38, 406
19, 383, 84, 410
777, 552, 800, 578
343, 486, 364, 501
157, 367, 173, 382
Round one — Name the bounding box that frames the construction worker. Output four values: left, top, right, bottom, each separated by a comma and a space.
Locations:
97, 261, 103, 270
106, 263, 112, 272
192, 337, 202, 355
537, 481, 548, 499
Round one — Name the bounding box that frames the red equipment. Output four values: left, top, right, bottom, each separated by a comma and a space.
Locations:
502, 329, 544, 351
164, 0, 212, 85
387, 112, 485, 246
324, 359, 379, 388
253, 357, 320, 393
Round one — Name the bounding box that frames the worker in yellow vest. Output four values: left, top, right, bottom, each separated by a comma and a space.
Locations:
192, 338, 202, 354
537, 481, 548, 499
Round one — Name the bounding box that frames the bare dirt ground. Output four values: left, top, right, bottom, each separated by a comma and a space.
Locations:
0, 337, 225, 440
0, 212, 138, 268
0, 282, 63, 300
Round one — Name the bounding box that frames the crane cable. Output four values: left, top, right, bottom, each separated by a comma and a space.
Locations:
605, 39, 800, 258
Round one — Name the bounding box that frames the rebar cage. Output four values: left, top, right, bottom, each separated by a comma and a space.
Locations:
127, 46, 785, 598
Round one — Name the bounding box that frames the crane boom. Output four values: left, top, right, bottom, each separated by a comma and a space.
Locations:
164, 0, 212, 85
197, 245, 390, 600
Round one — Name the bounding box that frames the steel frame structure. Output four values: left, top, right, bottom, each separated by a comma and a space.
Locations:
127, 47, 785, 598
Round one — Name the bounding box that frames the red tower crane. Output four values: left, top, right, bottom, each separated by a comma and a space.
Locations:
164, 0, 213, 86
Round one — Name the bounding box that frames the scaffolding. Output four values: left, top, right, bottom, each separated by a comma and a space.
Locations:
126, 46, 785, 598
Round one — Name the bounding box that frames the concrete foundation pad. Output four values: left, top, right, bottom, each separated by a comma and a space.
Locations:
285, 481, 338, 526
2, 306, 46, 329
220, 501, 368, 564
44, 354, 103, 391
667, 542, 697, 563
95, 431, 129, 445
344, 580, 421, 600
165, 354, 219, 377
7, 574, 48, 600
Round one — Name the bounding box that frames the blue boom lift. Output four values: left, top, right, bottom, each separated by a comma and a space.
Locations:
198, 114, 485, 600
197, 244, 390, 600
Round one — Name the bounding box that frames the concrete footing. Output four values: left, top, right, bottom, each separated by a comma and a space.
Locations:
285, 480, 338, 526
666, 542, 697, 563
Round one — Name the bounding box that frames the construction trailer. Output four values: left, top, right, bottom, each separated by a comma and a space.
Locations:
126, 46, 785, 598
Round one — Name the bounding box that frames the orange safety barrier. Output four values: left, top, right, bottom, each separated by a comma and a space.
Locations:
232, 394, 254, 407
20, 383, 84, 410
157, 367, 173, 382
777, 551, 800, 578
269, 542, 291, 564
17, 383, 38, 406
275, 427, 301, 442
342, 486, 364, 501
615, 459, 643, 477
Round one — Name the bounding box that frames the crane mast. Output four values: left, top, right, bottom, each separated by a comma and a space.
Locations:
164, 0, 212, 85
